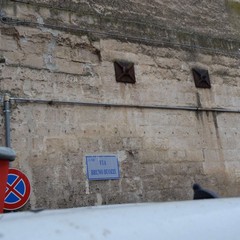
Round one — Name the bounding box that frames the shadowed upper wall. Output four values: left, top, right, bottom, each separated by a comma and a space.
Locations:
2, 0, 240, 38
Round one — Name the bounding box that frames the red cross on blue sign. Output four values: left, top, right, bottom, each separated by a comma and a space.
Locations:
4, 168, 31, 211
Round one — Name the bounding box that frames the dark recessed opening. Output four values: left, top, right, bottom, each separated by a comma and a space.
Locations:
114, 61, 136, 84
192, 68, 211, 88
0, 58, 6, 64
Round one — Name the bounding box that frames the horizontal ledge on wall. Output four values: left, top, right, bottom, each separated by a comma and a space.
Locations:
1, 15, 240, 58
9, 97, 240, 114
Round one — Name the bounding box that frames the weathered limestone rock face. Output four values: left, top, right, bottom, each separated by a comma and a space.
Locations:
3, 0, 240, 38
0, 0, 240, 210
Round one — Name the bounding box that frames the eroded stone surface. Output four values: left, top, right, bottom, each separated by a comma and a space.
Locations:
0, 1, 240, 210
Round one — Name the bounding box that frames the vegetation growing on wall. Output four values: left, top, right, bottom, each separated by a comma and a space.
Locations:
227, 0, 240, 14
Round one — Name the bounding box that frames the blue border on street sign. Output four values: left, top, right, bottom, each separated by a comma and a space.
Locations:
86, 154, 120, 180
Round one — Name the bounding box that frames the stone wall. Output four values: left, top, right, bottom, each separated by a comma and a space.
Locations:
2, 0, 240, 38
0, 0, 240, 210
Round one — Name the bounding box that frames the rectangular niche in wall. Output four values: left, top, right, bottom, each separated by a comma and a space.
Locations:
114, 61, 136, 84
192, 68, 211, 88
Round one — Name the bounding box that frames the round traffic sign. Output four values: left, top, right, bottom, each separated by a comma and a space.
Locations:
4, 168, 31, 211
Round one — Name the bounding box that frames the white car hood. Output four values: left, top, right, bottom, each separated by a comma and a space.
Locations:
0, 198, 240, 240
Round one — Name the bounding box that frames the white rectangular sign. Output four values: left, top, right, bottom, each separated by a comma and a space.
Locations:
85, 154, 120, 181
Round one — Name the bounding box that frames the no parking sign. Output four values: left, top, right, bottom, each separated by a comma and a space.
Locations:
4, 168, 31, 211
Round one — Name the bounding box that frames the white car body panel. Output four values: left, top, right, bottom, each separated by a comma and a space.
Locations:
0, 198, 240, 240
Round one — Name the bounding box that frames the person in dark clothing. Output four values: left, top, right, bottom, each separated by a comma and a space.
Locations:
193, 183, 219, 200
